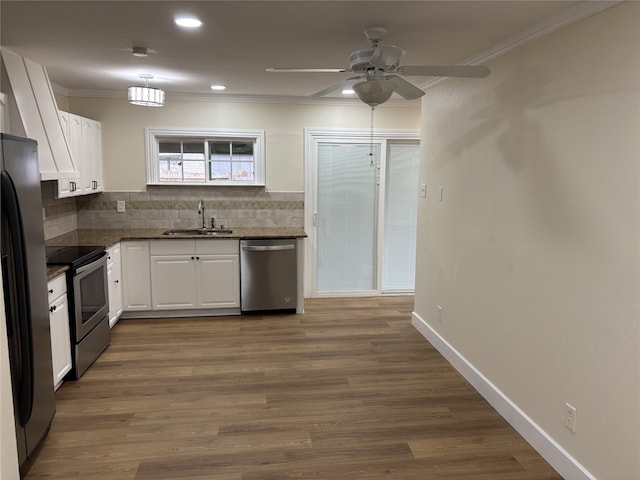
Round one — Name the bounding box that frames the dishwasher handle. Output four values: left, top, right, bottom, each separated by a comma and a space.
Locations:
242, 244, 295, 252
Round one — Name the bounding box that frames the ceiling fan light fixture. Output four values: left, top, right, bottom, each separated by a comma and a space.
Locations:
128, 74, 165, 107
353, 79, 394, 107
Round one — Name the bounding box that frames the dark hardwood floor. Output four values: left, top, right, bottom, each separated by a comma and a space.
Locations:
25, 296, 563, 480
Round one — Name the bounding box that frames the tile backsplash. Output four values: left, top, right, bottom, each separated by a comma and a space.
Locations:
41, 181, 78, 240
42, 184, 304, 239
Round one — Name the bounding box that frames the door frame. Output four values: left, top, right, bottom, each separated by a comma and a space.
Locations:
304, 128, 420, 298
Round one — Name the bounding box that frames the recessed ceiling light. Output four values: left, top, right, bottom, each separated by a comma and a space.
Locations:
210, 85, 226, 91
174, 16, 202, 28
342, 89, 355, 95
132, 46, 148, 57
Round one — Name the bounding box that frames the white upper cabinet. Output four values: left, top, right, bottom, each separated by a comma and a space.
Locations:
1, 47, 78, 180
82, 116, 103, 193
0, 92, 8, 133
57, 111, 103, 198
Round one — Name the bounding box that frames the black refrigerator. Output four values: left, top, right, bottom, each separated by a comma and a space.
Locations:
1, 133, 55, 470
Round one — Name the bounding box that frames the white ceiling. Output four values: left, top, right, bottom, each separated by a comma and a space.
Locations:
0, 1, 610, 105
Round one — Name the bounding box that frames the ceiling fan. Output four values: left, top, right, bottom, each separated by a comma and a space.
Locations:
266, 27, 490, 107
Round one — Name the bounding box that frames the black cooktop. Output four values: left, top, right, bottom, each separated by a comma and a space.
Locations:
45, 245, 106, 268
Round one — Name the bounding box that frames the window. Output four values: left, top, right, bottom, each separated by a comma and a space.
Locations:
146, 128, 265, 186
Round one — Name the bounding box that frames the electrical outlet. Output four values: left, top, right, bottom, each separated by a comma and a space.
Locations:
419, 184, 427, 198
564, 402, 577, 433
116, 200, 126, 213
436, 305, 443, 323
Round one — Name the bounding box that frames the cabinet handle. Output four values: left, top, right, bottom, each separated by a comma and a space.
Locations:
191, 256, 195, 260
196, 256, 200, 260
115, 280, 119, 284
48, 289, 54, 294
49, 305, 56, 313
70, 181, 77, 192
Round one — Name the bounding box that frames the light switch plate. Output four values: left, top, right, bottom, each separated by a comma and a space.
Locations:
116, 200, 125, 213
419, 184, 427, 198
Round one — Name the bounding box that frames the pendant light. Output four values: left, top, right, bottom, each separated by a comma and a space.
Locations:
128, 74, 165, 107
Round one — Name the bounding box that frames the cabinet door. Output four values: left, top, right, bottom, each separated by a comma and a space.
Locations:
49, 293, 71, 389
107, 243, 123, 327
57, 112, 82, 197
196, 255, 240, 308
0, 91, 8, 133
121, 241, 152, 311
82, 117, 103, 193
150, 255, 197, 310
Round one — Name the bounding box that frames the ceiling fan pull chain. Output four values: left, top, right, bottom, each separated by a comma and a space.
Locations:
369, 106, 375, 167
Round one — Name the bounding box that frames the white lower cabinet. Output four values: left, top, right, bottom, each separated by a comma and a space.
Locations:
106, 243, 123, 327
150, 239, 240, 311
150, 254, 197, 310
47, 274, 71, 390
121, 240, 152, 311
197, 255, 240, 308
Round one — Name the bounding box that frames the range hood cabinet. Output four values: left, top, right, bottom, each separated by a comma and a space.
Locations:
1, 48, 78, 181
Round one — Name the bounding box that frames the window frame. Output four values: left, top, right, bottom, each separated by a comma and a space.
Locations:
145, 128, 266, 186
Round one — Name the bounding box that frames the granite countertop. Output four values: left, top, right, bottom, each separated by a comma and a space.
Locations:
46, 228, 307, 248
47, 265, 69, 281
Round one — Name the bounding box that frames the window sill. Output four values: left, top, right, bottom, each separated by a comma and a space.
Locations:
147, 181, 266, 187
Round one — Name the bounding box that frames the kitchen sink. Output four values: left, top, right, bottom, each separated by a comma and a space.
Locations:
162, 229, 233, 236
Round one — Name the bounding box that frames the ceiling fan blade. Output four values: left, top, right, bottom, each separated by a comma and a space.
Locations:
266, 67, 347, 73
311, 76, 362, 97
397, 65, 490, 78
385, 76, 425, 100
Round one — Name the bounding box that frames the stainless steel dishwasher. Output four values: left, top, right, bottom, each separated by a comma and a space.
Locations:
240, 239, 297, 312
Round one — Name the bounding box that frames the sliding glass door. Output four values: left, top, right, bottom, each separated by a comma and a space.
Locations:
316, 143, 380, 292
382, 144, 420, 291
306, 129, 420, 296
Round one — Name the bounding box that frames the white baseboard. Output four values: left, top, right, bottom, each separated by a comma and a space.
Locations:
411, 311, 597, 480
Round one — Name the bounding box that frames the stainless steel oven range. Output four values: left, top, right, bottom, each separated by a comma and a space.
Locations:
46, 245, 110, 379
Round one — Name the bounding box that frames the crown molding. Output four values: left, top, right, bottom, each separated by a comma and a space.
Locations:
418, 0, 621, 90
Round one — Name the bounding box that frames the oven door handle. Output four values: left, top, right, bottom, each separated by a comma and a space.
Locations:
75, 252, 107, 274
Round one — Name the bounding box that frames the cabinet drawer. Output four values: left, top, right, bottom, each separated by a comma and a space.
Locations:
196, 239, 238, 255
150, 239, 195, 255
48, 274, 67, 303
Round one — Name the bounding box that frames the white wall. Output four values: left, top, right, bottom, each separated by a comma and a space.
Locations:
413, 3, 639, 480
67, 98, 420, 192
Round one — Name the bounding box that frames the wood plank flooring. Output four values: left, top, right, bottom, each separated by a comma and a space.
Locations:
24, 296, 563, 480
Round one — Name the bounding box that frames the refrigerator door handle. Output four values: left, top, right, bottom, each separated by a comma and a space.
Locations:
1, 170, 34, 426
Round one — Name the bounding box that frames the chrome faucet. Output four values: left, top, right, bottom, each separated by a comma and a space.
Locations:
197, 199, 206, 229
